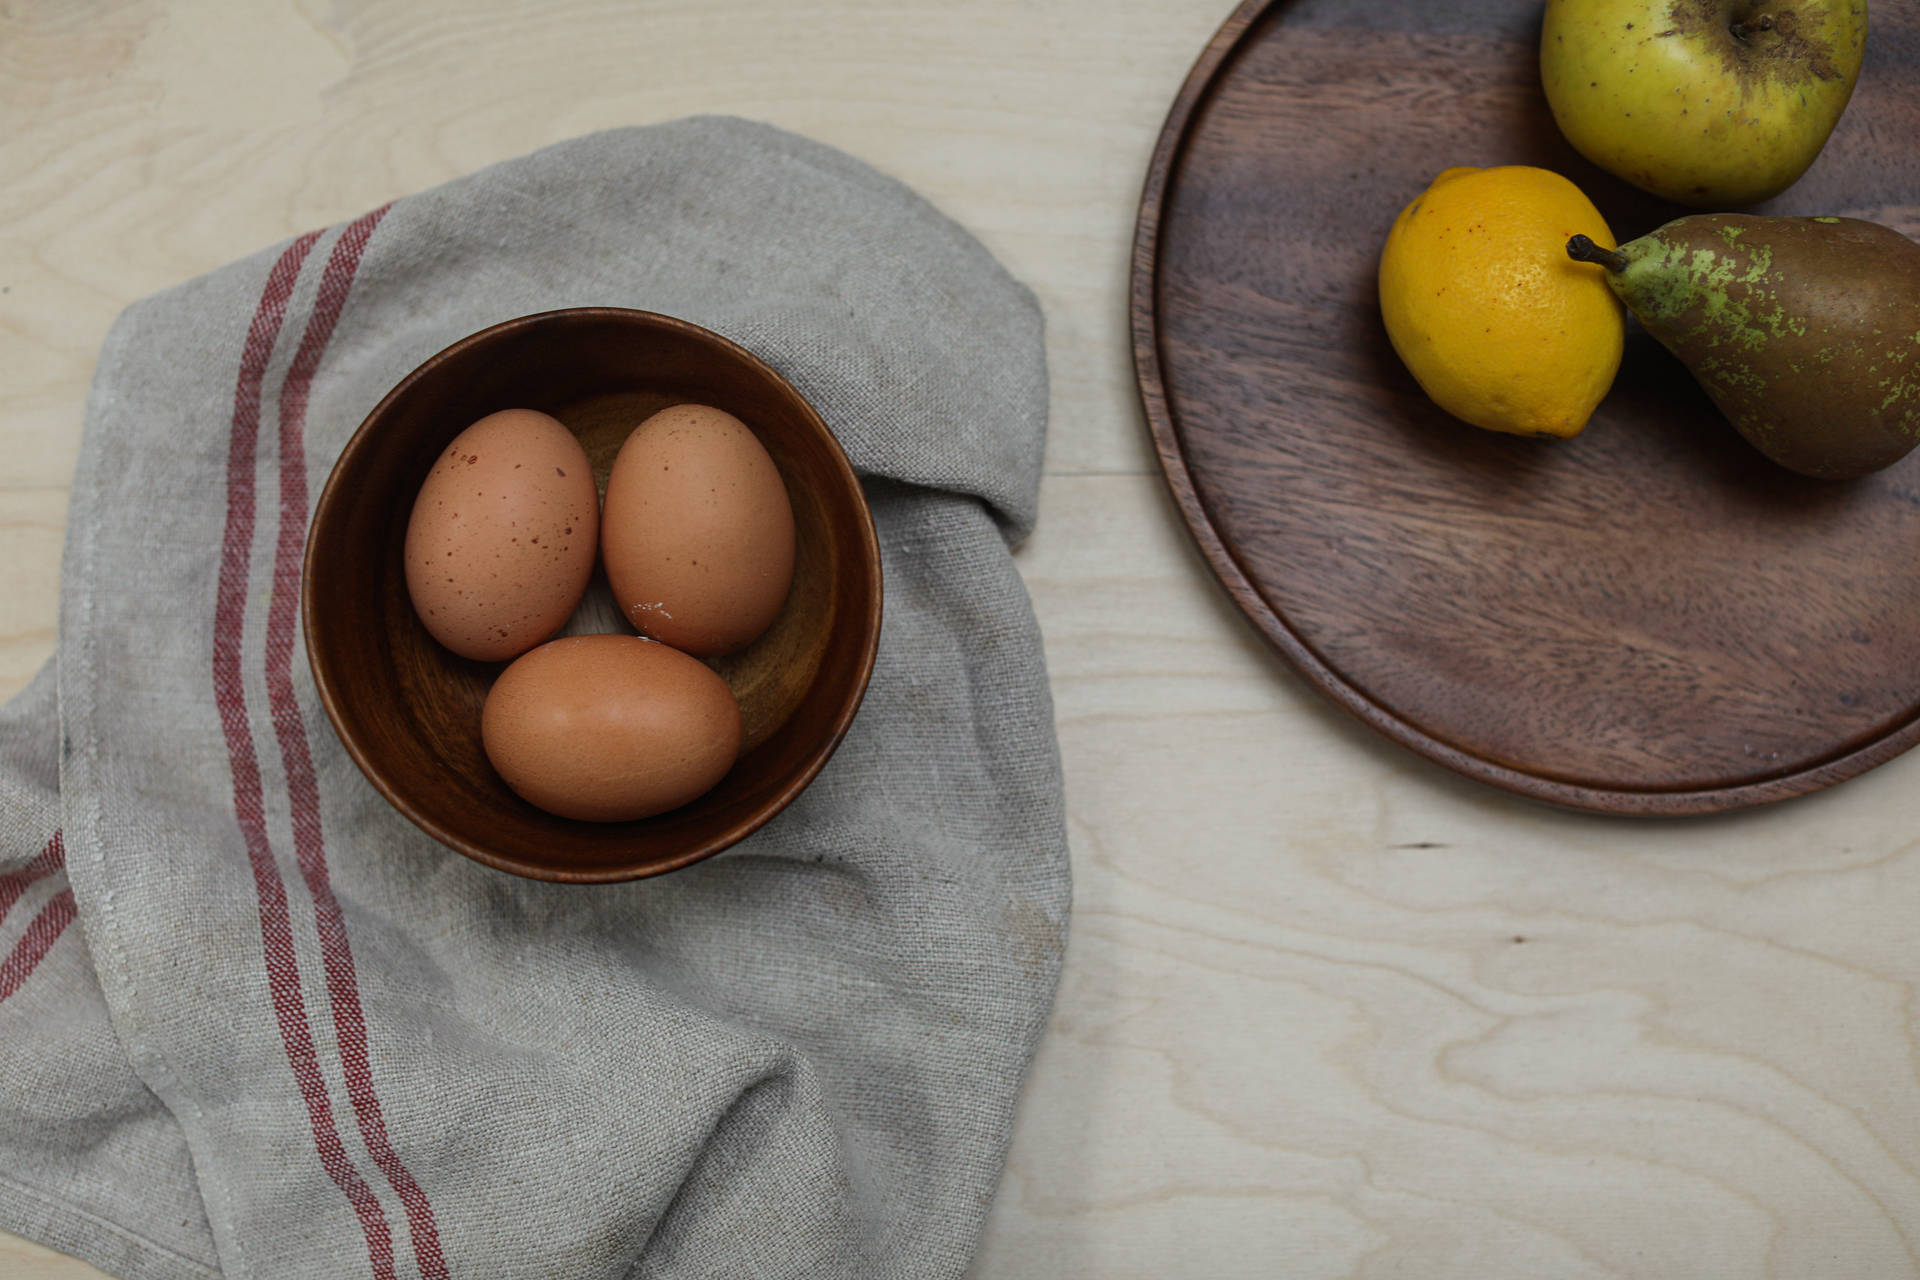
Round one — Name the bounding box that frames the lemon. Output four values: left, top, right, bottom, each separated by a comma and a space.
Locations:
1378, 165, 1624, 439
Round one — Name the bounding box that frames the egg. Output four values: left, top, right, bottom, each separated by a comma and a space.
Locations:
403, 408, 599, 662
480, 634, 743, 822
600, 403, 796, 657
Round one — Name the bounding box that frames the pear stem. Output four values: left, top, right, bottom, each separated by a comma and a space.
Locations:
1566, 235, 1628, 273
1730, 13, 1775, 40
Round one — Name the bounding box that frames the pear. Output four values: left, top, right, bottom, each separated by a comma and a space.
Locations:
1567, 214, 1920, 479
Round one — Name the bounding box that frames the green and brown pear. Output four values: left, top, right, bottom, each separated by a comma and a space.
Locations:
1568, 214, 1920, 480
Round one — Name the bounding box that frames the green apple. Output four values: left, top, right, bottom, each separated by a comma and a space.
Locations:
1540, 0, 1868, 207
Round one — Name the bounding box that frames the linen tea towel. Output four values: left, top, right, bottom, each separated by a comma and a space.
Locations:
0, 115, 1069, 1280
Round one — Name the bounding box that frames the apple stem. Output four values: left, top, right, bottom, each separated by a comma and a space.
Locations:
1730, 12, 1775, 40
1566, 235, 1628, 273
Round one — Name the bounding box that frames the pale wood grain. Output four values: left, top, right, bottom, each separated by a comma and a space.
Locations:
988, 474, 1920, 1278
10, 1, 1920, 1278
0, 1233, 111, 1280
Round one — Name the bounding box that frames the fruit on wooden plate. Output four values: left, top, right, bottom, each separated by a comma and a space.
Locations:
1569, 213, 1920, 478
1378, 165, 1626, 439
1540, 0, 1868, 208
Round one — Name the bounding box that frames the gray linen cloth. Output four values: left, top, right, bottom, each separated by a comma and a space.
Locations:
0, 116, 1068, 1279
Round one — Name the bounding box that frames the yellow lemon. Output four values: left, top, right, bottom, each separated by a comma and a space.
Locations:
1378, 165, 1624, 439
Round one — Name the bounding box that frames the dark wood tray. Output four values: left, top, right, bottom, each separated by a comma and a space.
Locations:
1133, 0, 1920, 815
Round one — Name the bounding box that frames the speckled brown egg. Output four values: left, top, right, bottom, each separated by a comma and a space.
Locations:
600, 403, 796, 658
403, 409, 599, 662
480, 634, 743, 822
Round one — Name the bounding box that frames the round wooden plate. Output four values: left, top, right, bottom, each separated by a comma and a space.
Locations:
1133, 0, 1920, 815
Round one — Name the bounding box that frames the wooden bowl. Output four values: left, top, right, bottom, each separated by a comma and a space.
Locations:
303, 308, 882, 882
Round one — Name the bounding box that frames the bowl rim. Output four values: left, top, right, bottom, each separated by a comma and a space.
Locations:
302, 306, 883, 884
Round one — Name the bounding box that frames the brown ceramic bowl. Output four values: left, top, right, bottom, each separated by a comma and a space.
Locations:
303, 308, 882, 882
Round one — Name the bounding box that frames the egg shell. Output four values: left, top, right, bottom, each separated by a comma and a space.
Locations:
480, 634, 743, 823
403, 409, 599, 662
600, 403, 796, 657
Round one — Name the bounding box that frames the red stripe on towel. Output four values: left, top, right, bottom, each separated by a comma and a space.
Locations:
213, 228, 399, 1280
269, 203, 450, 1280
0, 830, 64, 926
0, 887, 76, 1005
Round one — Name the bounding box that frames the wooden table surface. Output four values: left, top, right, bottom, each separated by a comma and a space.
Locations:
6, 3, 1920, 1278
